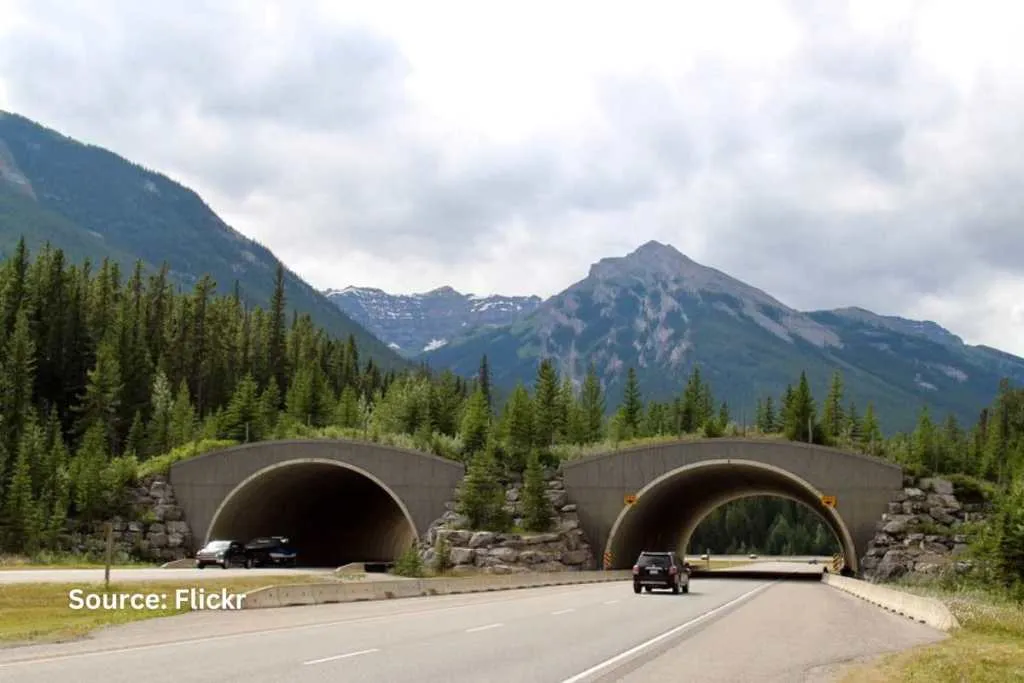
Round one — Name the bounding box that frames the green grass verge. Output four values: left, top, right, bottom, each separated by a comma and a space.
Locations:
0, 575, 331, 644
840, 584, 1024, 683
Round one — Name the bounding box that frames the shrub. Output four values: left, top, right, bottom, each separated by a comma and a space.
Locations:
393, 544, 424, 577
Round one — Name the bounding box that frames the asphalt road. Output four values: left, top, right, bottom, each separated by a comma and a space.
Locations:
0, 567, 333, 584
0, 576, 945, 682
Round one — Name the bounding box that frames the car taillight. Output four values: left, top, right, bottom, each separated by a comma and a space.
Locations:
669, 566, 678, 575
632, 565, 639, 575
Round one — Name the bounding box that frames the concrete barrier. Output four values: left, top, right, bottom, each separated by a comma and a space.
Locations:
822, 574, 959, 631
242, 570, 633, 610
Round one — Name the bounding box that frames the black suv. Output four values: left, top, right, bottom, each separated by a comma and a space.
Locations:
244, 536, 298, 567
632, 551, 690, 594
195, 540, 250, 569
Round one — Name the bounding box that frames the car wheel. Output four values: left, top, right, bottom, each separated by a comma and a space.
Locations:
672, 581, 680, 594
682, 583, 689, 594
633, 583, 641, 594
222, 559, 230, 569
644, 586, 652, 593
245, 557, 254, 569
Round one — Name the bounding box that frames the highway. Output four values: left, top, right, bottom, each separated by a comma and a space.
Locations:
0, 567, 334, 584
0, 555, 826, 584
0, 575, 945, 682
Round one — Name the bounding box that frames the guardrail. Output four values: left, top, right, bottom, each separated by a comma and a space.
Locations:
241, 570, 634, 609
821, 573, 959, 631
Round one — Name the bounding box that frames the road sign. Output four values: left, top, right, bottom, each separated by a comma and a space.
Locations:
821, 495, 837, 508
624, 494, 637, 505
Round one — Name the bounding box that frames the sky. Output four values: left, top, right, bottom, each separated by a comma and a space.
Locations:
1, 0, 1023, 356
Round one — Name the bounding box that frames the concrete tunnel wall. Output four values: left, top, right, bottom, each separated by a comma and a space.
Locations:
169, 440, 466, 566
604, 460, 858, 568
561, 438, 904, 571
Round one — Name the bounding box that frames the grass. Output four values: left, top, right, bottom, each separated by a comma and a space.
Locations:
0, 574, 330, 644
839, 584, 1024, 683
0, 553, 158, 570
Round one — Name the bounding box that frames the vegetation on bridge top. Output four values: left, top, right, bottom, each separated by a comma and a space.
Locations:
0, 242, 1021, 599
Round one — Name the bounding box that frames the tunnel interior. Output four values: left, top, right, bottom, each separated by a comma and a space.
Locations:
207, 461, 417, 567
606, 460, 856, 571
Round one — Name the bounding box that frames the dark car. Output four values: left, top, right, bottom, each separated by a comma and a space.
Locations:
632, 551, 690, 594
195, 540, 250, 569
244, 536, 298, 567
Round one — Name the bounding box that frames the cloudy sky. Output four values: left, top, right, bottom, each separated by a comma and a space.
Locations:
1, 0, 1023, 355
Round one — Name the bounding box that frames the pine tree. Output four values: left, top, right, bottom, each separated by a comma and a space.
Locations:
71, 423, 108, 521
502, 383, 534, 473
522, 448, 552, 532
620, 367, 643, 437
861, 402, 882, 455
579, 364, 605, 443
0, 308, 37, 457
460, 388, 490, 459
784, 372, 816, 443
168, 379, 196, 449
533, 359, 560, 448
822, 371, 845, 445
74, 331, 123, 454
478, 355, 492, 418
124, 411, 146, 457
763, 396, 777, 433
457, 441, 507, 530
334, 385, 361, 429
145, 370, 173, 457
2, 435, 43, 552
267, 262, 289, 403
222, 374, 264, 442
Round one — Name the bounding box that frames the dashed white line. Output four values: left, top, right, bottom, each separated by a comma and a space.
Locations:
559, 582, 776, 683
303, 648, 379, 666
552, 608, 575, 615
466, 622, 504, 633
603, 600, 620, 605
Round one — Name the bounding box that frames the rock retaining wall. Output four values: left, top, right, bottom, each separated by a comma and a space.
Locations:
419, 469, 596, 573
859, 477, 989, 581
69, 475, 195, 563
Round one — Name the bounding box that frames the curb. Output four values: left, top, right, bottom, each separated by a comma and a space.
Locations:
241, 570, 633, 609
821, 574, 959, 631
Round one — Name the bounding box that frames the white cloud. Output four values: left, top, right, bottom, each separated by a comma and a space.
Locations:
1, 0, 1023, 356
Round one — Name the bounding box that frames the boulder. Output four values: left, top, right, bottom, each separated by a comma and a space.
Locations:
450, 547, 476, 565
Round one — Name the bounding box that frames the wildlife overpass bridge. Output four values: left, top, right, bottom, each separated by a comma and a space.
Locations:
169, 438, 901, 572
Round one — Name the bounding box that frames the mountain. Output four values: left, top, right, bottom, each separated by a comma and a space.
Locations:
324, 285, 542, 357
422, 240, 1024, 433
0, 110, 405, 368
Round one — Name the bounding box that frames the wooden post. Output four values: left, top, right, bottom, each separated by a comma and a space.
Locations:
103, 521, 114, 589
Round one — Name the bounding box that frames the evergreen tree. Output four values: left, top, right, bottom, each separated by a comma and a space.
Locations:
334, 385, 361, 429
145, 370, 173, 457
222, 374, 264, 442
168, 380, 196, 449
457, 441, 507, 530
124, 411, 146, 457
74, 331, 123, 454
460, 388, 490, 459
477, 355, 492, 418
521, 448, 552, 532
822, 371, 845, 445
579, 364, 605, 443
784, 372, 817, 443
0, 308, 37, 457
620, 367, 643, 437
502, 383, 534, 473
533, 359, 560, 448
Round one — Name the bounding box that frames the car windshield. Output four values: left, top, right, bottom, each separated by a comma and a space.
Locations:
637, 554, 671, 567
202, 541, 230, 551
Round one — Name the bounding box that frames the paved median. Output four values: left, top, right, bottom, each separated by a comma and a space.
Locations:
242, 570, 633, 609
821, 573, 959, 631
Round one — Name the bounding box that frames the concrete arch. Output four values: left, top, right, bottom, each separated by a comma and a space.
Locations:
603, 459, 859, 572
206, 458, 419, 566
169, 439, 465, 566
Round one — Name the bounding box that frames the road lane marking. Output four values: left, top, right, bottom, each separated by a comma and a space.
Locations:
559, 582, 777, 683
0, 583, 607, 668
604, 600, 620, 605
466, 622, 503, 633
303, 649, 379, 666
552, 608, 575, 615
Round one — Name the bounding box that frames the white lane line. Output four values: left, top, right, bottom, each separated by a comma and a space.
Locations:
560, 582, 776, 683
303, 649, 379, 666
603, 600, 620, 605
0, 584, 600, 668
466, 622, 504, 633
552, 608, 575, 615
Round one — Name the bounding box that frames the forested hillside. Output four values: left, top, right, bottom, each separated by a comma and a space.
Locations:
0, 242, 1021, 594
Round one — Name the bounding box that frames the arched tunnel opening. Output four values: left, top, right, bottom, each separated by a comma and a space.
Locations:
605, 460, 857, 573
207, 460, 418, 568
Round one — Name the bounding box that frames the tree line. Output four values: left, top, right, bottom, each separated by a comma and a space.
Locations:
0, 240, 1021, 592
